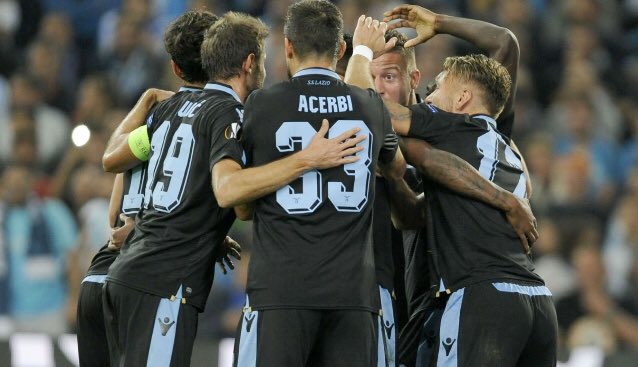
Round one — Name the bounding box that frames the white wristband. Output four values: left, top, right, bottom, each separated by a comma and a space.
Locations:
352, 45, 373, 61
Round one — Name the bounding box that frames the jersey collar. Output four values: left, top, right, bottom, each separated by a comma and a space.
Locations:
292, 67, 340, 80
179, 86, 202, 92
204, 82, 242, 103
472, 114, 497, 129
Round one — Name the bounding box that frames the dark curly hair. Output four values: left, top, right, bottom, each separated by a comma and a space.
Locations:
164, 10, 218, 84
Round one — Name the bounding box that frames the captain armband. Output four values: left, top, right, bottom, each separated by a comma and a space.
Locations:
128, 125, 151, 161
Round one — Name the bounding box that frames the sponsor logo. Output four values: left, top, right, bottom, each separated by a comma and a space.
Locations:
442, 337, 456, 356
244, 313, 256, 333
158, 317, 175, 336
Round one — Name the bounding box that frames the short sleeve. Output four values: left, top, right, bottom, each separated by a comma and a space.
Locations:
206, 105, 245, 171
407, 103, 457, 145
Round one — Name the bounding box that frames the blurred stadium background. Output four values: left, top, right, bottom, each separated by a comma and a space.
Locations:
0, 0, 636, 366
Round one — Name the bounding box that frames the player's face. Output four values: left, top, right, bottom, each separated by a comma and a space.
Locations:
424, 71, 454, 112
248, 49, 267, 93
371, 52, 411, 106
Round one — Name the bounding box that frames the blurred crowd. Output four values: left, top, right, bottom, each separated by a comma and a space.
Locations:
0, 0, 636, 365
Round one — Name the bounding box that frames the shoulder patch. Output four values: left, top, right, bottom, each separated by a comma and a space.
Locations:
224, 122, 242, 140
426, 104, 438, 113
146, 113, 154, 128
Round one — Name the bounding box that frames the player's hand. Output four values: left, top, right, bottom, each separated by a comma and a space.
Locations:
353, 15, 397, 58
108, 214, 135, 250
504, 196, 538, 254
383, 5, 438, 48
300, 119, 366, 170
216, 236, 242, 274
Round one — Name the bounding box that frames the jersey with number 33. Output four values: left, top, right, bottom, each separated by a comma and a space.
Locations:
241, 68, 398, 312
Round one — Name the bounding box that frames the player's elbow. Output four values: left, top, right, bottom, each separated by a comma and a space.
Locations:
102, 153, 121, 173
213, 182, 237, 209
498, 28, 520, 61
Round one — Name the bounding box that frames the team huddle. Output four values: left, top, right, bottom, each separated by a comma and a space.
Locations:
77, 1, 556, 367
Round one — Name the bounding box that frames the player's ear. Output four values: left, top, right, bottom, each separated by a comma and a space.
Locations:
456, 88, 472, 111
170, 60, 183, 79
284, 38, 294, 59
410, 69, 421, 91
336, 39, 346, 61
243, 53, 256, 74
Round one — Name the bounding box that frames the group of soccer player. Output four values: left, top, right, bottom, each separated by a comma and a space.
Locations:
75, 1, 556, 366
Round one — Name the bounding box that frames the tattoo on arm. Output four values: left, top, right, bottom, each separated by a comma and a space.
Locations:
420, 148, 511, 211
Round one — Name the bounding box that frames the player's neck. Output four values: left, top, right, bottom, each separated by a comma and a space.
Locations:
290, 57, 336, 76
183, 82, 205, 89
216, 77, 248, 103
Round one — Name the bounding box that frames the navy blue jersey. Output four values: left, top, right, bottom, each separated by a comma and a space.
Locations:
408, 104, 542, 292
242, 68, 398, 312
107, 84, 243, 310
87, 87, 201, 277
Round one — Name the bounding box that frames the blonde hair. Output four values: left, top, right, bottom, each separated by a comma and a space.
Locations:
443, 54, 511, 116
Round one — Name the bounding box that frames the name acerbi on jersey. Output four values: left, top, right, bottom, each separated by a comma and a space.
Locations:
298, 94, 353, 114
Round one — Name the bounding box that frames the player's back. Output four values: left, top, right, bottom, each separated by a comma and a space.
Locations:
407, 104, 543, 292
107, 84, 242, 310
242, 68, 396, 312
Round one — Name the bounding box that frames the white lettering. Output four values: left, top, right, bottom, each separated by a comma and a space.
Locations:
298, 94, 354, 113
319, 97, 327, 113
177, 100, 205, 117
298, 95, 308, 112
337, 96, 348, 111
309, 96, 319, 113
327, 97, 337, 113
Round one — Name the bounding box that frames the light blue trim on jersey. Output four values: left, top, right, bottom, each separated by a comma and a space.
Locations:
378, 285, 396, 367
437, 288, 464, 367
178, 86, 202, 92
81, 274, 107, 284
293, 68, 341, 80
438, 278, 446, 292
473, 114, 497, 129
492, 282, 552, 296
204, 82, 241, 103
237, 295, 258, 367
146, 286, 183, 367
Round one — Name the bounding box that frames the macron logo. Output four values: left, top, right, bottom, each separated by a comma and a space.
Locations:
158, 317, 175, 336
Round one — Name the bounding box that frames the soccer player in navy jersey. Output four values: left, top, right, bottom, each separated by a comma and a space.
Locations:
347, 7, 554, 366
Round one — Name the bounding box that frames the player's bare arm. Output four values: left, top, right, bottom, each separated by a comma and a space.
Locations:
384, 4, 519, 117
401, 137, 538, 253
379, 148, 426, 230
212, 119, 365, 208
103, 173, 135, 250
102, 88, 174, 172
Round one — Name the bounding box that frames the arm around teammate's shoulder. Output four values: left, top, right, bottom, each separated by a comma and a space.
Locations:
102, 88, 173, 172
212, 120, 366, 208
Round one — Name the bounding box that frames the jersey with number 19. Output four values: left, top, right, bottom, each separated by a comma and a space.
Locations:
241, 68, 397, 312
106, 84, 243, 310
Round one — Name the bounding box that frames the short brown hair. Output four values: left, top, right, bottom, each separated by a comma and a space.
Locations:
164, 10, 218, 84
201, 12, 269, 81
284, 0, 343, 61
385, 30, 416, 72
443, 54, 511, 117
